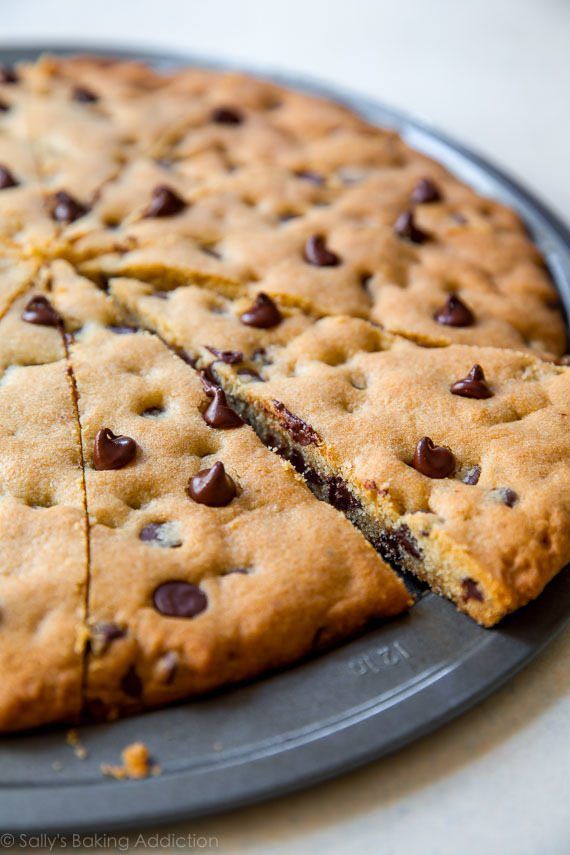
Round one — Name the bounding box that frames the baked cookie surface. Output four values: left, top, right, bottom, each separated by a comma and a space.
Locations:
0, 55, 567, 730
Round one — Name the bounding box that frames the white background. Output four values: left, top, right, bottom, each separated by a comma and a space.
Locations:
2, 2, 569, 853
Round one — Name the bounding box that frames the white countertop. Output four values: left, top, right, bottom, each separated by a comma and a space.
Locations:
3, 1, 568, 852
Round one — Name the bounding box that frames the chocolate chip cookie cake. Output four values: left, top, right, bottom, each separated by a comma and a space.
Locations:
0, 55, 567, 731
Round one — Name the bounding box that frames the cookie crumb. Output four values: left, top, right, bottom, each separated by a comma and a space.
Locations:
101, 742, 160, 780
66, 728, 88, 760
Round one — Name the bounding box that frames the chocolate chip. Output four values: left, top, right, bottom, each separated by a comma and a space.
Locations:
434, 294, 475, 327
153, 581, 208, 618
461, 578, 484, 602
21, 295, 62, 327
206, 346, 243, 364
187, 461, 237, 506
93, 428, 137, 470
240, 293, 282, 329
202, 388, 244, 429
272, 400, 321, 446
211, 106, 243, 125
47, 190, 88, 223
450, 364, 493, 399
121, 666, 143, 698
327, 476, 361, 512
90, 622, 126, 656
72, 85, 99, 103
377, 526, 422, 566
0, 164, 18, 189
0, 65, 18, 84
139, 522, 182, 548
463, 465, 481, 486
490, 487, 518, 507
303, 234, 341, 267
143, 184, 186, 218
411, 178, 442, 204
412, 436, 455, 479
394, 211, 429, 244
154, 651, 179, 684
295, 170, 325, 185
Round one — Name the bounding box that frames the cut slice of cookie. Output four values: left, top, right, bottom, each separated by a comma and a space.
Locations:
0, 288, 88, 730
58, 313, 409, 720
0, 66, 59, 255
205, 315, 570, 626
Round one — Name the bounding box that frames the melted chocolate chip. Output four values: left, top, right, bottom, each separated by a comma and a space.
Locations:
93, 428, 137, 471
272, 400, 321, 446
21, 295, 62, 327
0, 65, 18, 84
121, 666, 143, 698
450, 364, 493, 399
0, 164, 18, 189
211, 106, 243, 125
72, 85, 98, 103
47, 190, 88, 223
0, 99, 8, 112
461, 578, 484, 602
240, 293, 282, 329
203, 389, 244, 429
303, 234, 341, 267
434, 294, 475, 327
187, 461, 237, 506
394, 211, 429, 244
328, 477, 361, 512
139, 522, 182, 548
463, 465, 481, 486
206, 346, 243, 364
90, 622, 126, 656
295, 170, 325, 185
143, 184, 186, 218
153, 581, 208, 618
412, 436, 455, 479
411, 178, 442, 204
490, 487, 518, 507
377, 526, 422, 566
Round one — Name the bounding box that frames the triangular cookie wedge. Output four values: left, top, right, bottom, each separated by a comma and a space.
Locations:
0, 287, 88, 730
58, 313, 409, 720
210, 316, 570, 625
122, 301, 565, 628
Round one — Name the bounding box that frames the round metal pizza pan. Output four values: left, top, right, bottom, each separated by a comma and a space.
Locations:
0, 43, 568, 835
